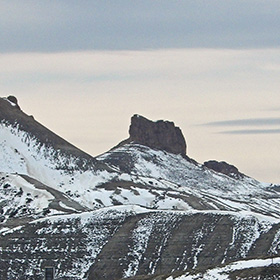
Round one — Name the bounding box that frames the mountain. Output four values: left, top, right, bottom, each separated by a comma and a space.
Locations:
0, 96, 280, 280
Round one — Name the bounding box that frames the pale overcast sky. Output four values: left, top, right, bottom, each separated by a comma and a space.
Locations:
1, 1, 280, 183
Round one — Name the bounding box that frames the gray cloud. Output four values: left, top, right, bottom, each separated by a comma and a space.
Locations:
203, 117, 280, 134
204, 118, 280, 127
268, 107, 280, 112
1, 0, 280, 52
219, 129, 280, 135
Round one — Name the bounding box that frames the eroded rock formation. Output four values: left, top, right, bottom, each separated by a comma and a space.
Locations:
122, 114, 187, 155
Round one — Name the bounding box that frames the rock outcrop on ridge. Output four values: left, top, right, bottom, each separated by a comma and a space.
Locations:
119, 114, 187, 155
204, 160, 244, 179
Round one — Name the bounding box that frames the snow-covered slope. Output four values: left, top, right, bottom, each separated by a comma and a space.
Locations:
2, 124, 280, 225
0, 120, 118, 219
167, 257, 280, 280
1, 96, 280, 280
97, 143, 280, 217
1, 96, 279, 220
1, 206, 280, 280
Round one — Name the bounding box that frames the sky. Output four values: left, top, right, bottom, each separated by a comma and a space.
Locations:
0, 1, 280, 184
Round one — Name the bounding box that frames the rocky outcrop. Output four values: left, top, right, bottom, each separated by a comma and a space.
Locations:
7, 95, 20, 109
120, 115, 187, 155
204, 160, 244, 179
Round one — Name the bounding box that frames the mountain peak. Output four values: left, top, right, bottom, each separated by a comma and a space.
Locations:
126, 114, 187, 155
0, 96, 102, 170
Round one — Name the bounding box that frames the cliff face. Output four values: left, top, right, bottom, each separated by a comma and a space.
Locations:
126, 114, 187, 155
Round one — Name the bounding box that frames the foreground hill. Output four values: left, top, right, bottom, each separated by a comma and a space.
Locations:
0, 96, 280, 279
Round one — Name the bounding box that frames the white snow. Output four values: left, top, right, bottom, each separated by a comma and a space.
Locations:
1, 226, 23, 236
169, 257, 280, 280
3, 97, 17, 107
123, 217, 155, 277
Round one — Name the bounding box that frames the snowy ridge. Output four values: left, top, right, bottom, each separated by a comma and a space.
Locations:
168, 257, 280, 280
97, 143, 280, 217
0, 122, 89, 174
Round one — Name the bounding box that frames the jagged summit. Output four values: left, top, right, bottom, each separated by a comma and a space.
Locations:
119, 114, 187, 155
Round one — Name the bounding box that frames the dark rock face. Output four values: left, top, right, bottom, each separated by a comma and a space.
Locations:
7, 95, 20, 108
204, 160, 244, 179
126, 115, 187, 155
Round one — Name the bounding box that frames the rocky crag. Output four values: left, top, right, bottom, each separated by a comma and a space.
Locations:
118, 114, 187, 155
